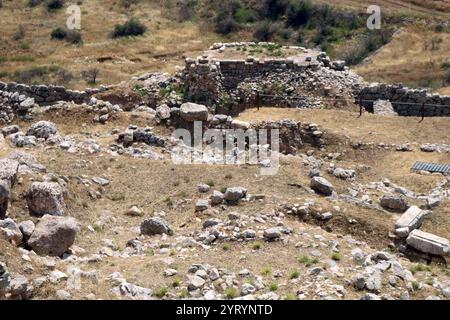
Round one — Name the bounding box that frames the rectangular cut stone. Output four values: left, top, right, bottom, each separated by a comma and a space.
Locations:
395, 206, 426, 232
406, 230, 449, 256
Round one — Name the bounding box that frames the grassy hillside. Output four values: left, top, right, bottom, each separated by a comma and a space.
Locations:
0, 0, 449, 91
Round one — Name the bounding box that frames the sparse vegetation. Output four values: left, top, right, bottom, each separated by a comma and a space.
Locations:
154, 287, 168, 298
289, 270, 300, 279
51, 27, 82, 44
298, 255, 320, 267
47, 0, 64, 11
111, 18, 147, 38
225, 287, 238, 299
81, 68, 99, 84
268, 282, 278, 291
331, 252, 342, 261
260, 267, 271, 276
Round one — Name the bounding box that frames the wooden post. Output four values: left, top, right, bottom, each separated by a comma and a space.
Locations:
256, 92, 260, 111
421, 102, 425, 121
359, 97, 363, 117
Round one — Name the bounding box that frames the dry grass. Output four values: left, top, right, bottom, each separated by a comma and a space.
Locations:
354, 26, 450, 90
0, 0, 223, 90
237, 107, 450, 145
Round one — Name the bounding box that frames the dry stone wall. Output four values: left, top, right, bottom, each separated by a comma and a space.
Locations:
0, 81, 108, 105
358, 83, 450, 117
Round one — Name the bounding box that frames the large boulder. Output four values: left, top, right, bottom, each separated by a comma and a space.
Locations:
26, 182, 66, 217
155, 104, 171, 120
180, 103, 209, 122
0, 218, 23, 245
395, 206, 427, 234
140, 217, 173, 236
310, 177, 334, 196
28, 215, 79, 256
26, 121, 58, 139
0, 159, 19, 218
0, 262, 11, 297
380, 194, 409, 212
224, 187, 247, 203
406, 230, 449, 257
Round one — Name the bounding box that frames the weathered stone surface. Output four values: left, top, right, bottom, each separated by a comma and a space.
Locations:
26, 182, 66, 217
195, 199, 209, 212
332, 168, 356, 180
28, 215, 79, 256
406, 230, 449, 256
395, 206, 427, 233
19, 220, 35, 240
231, 120, 251, 130
180, 103, 209, 122
197, 184, 210, 193
26, 121, 58, 139
0, 262, 11, 296
310, 177, 334, 196
140, 217, 173, 236
210, 190, 224, 205
92, 177, 110, 186
0, 218, 23, 245
156, 104, 171, 120
113, 282, 153, 300
263, 227, 281, 240
380, 194, 409, 212
224, 187, 247, 203
373, 100, 397, 116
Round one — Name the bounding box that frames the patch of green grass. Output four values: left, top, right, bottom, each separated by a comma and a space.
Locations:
331, 253, 342, 261
172, 277, 181, 287
154, 287, 168, 298
9, 55, 35, 62
134, 84, 147, 96
298, 255, 320, 267
283, 293, 298, 300
109, 192, 125, 202
269, 283, 278, 291
145, 249, 154, 256
92, 224, 102, 232
260, 267, 271, 276
289, 270, 300, 279
164, 197, 173, 206
205, 179, 215, 187
409, 264, 427, 275
20, 42, 31, 50
252, 241, 262, 250
225, 287, 238, 299
222, 244, 230, 251
179, 288, 189, 299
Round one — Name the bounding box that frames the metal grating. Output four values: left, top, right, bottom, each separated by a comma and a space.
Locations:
412, 161, 450, 174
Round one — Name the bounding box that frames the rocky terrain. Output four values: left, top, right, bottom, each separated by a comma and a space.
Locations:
0, 43, 449, 301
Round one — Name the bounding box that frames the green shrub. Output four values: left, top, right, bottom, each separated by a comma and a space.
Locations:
51, 27, 67, 40
444, 71, 450, 85
286, 0, 313, 28
28, 0, 44, 7
234, 8, 258, 23
225, 287, 238, 299
262, 0, 288, 20
253, 21, 278, 41
112, 18, 147, 38
51, 27, 82, 44
47, 0, 64, 11
154, 287, 168, 298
